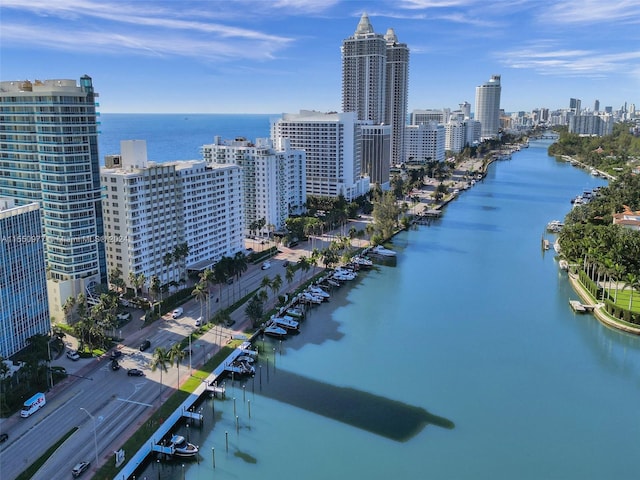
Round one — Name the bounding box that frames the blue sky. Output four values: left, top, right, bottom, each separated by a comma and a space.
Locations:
1, 0, 639, 114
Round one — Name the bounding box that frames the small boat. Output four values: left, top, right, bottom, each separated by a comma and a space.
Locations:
371, 245, 397, 257
546, 220, 564, 233
558, 260, 569, 270
264, 324, 287, 337
169, 435, 199, 457
569, 300, 586, 313
225, 360, 255, 376
271, 315, 299, 330
302, 292, 324, 304
351, 255, 373, 267
542, 239, 550, 250
285, 307, 304, 318
308, 285, 330, 298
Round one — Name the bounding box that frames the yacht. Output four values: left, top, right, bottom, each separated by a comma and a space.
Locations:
271, 315, 299, 330
371, 245, 397, 257
308, 285, 330, 298
169, 435, 199, 458
264, 324, 287, 337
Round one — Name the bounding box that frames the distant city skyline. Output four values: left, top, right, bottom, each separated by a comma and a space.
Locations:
1, 0, 639, 114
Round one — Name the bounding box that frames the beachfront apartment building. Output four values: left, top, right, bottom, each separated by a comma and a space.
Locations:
410, 109, 449, 125
201, 137, 305, 237
384, 28, 409, 168
405, 123, 445, 163
475, 75, 502, 139
101, 140, 243, 292
0, 76, 107, 322
0, 200, 50, 357
361, 124, 391, 187
271, 110, 370, 201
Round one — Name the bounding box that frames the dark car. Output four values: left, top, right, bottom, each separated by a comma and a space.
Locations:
0, 432, 8, 443
110, 350, 123, 360
72, 461, 90, 478
139, 339, 151, 352
127, 368, 145, 377
111, 359, 120, 371
282, 260, 290, 268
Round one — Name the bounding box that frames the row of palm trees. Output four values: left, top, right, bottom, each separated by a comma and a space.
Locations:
149, 342, 186, 397
192, 252, 249, 323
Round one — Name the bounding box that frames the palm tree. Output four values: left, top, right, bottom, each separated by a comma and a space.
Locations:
62, 296, 76, 324
622, 274, 640, 311
285, 264, 295, 290
168, 343, 186, 388
151, 347, 171, 399
297, 256, 310, 282
260, 276, 272, 301
149, 275, 161, 314
271, 274, 283, 302
163, 252, 174, 285
200, 268, 215, 322
192, 282, 207, 321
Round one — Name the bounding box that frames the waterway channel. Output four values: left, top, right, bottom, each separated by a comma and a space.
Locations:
137, 138, 640, 480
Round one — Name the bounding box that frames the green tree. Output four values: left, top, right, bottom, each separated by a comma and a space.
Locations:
245, 294, 265, 328
168, 342, 186, 388
150, 347, 171, 399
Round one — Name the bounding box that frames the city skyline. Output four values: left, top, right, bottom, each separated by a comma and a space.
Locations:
1, 0, 639, 114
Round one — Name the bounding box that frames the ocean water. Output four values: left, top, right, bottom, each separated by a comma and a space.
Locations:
101, 118, 640, 480
98, 113, 274, 162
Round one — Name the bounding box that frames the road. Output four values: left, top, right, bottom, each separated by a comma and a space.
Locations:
0, 245, 331, 480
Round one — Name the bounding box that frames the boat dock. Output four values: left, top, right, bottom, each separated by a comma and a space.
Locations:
569, 300, 596, 313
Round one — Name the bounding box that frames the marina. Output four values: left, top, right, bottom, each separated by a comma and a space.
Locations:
130, 137, 640, 480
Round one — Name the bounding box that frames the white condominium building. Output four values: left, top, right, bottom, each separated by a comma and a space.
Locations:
405, 123, 445, 163
271, 110, 370, 201
101, 140, 243, 292
0, 200, 50, 357
445, 120, 481, 153
475, 75, 502, 139
0, 76, 106, 322
175, 160, 244, 271
201, 137, 305, 236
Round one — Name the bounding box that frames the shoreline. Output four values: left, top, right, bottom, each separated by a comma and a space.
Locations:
568, 272, 640, 335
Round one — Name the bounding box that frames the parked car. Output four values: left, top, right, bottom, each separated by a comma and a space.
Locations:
111, 360, 120, 371
127, 368, 145, 377
282, 260, 290, 268
261, 261, 271, 270
0, 432, 8, 443
71, 461, 90, 478
195, 317, 203, 327
172, 307, 183, 319
117, 312, 131, 322
139, 339, 151, 351
66, 350, 80, 361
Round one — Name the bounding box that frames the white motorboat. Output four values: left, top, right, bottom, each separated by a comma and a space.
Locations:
371, 245, 397, 257
285, 307, 304, 318
352, 255, 373, 267
333, 270, 356, 281
308, 285, 330, 298
264, 324, 287, 337
169, 435, 199, 458
302, 292, 323, 304
271, 315, 299, 330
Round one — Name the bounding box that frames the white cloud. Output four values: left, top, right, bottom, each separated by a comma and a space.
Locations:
543, 0, 640, 24
500, 42, 640, 78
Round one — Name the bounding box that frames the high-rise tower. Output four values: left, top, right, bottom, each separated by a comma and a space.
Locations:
342, 13, 410, 170
475, 75, 502, 139
342, 13, 387, 124
384, 28, 409, 166
0, 76, 107, 322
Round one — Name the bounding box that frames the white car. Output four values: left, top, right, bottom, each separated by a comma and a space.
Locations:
195, 317, 203, 327
66, 350, 80, 361
261, 261, 271, 270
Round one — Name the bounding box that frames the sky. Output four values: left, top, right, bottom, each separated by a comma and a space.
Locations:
1, 0, 639, 114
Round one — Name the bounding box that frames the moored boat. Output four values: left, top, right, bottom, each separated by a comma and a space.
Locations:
371, 245, 397, 257
169, 435, 199, 458
264, 324, 287, 337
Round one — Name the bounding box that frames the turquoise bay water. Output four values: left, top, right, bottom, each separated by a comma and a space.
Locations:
111, 123, 640, 479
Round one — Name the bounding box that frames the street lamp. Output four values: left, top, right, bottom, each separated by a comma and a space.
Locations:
80, 407, 99, 468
